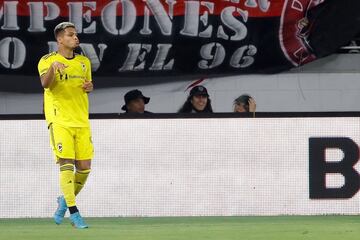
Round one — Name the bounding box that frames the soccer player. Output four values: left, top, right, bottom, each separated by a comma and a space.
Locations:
37, 22, 94, 229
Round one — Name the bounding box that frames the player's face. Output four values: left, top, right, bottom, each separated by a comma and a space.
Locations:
58, 27, 79, 50
127, 98, 145, 113
191, 95, 208, 112
234, 103, 248, 112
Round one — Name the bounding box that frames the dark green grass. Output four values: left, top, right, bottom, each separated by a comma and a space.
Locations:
0, 216, 359, 240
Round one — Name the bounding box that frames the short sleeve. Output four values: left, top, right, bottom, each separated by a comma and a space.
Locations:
38, 57, 50, 77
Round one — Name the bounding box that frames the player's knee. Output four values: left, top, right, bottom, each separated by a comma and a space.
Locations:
75, 160, 91, 170
58, 158, 75, 166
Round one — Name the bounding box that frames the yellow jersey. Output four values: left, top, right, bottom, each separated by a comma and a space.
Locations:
38, 52, 92, 127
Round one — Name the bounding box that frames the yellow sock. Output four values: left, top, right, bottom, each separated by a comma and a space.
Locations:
74, 169, 91, 196
59, 164, 76, 207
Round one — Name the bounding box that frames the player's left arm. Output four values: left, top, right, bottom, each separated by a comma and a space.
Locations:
82, 58, 93, 93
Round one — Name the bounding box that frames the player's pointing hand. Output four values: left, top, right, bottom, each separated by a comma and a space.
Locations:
52, 61, 68, 75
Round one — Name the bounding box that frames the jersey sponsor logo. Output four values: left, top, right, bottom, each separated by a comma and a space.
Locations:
68, 75, 85, 79
59, 74, 85, 80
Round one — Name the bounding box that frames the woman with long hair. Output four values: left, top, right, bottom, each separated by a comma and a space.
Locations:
178, 85, 213, 113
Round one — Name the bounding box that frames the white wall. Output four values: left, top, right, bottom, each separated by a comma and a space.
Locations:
0, 118, 359, 218
0, 54, 360, 114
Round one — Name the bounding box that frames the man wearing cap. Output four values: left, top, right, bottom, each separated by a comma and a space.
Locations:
121, 89, 152, 114
37, 22, 93, 228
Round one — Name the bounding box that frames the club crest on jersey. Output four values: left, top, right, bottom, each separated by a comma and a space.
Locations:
57, 143, 63, 153
80, 62, 86, 72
